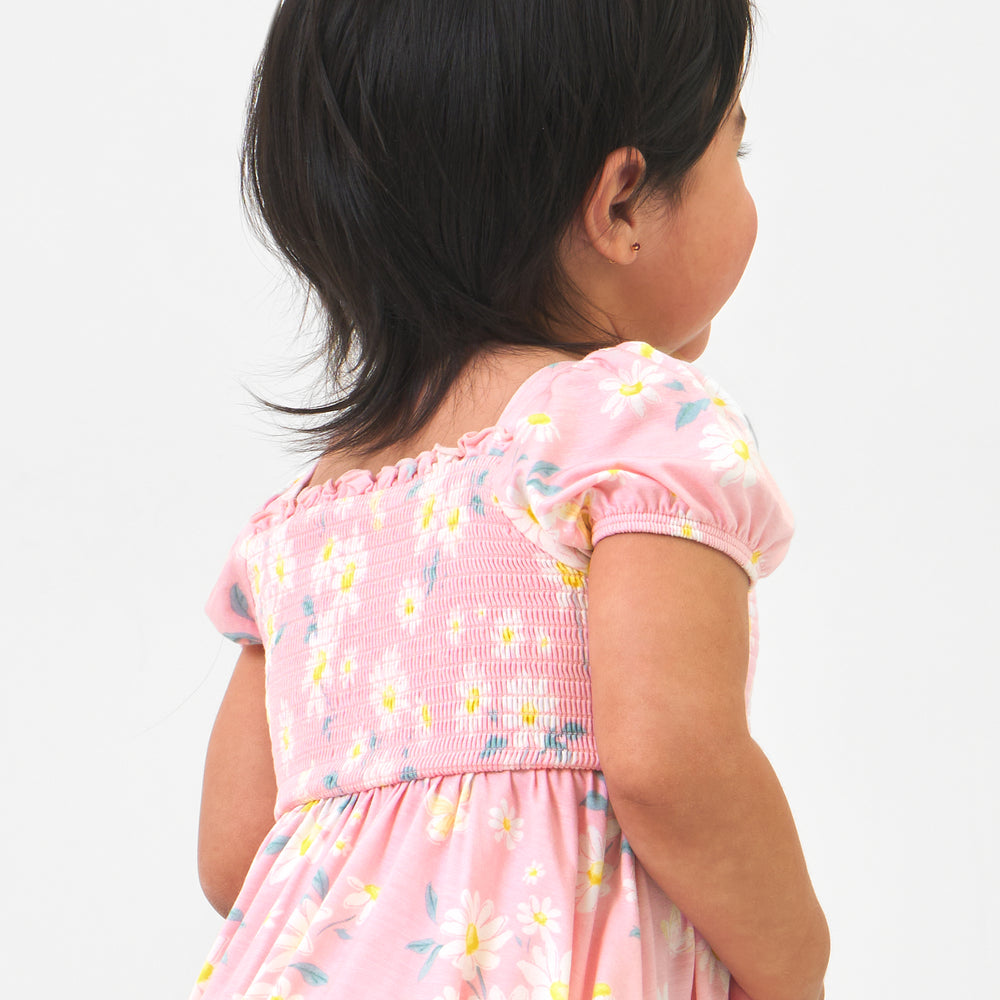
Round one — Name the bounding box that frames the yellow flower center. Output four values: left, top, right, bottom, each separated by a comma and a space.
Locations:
501, 625, 516, 645
351, 742, 363, 758
422, 497, 436, 530
312, 651, 327, 684
365, 883, 380, 901
282, 727, 291, 751
681, 522, 694, 539
196, 963, 214, 984
275, 557, 285, 582
528, 412, 552, 425
447, 508, 461, 532
451, 618, 461, 635
556, 562, 586, 588
588, 861, 604, 886
593, 985, 613, 998
550, 983, 569, 1000
341, 561, 356, 591
733, 439, 750, 461
620, 381, 643, 396
466, 687, 480, 713
299, 831, 316, 856
465, 923, 480, 954
521, 701, 537, 726
422, 704, 433, 728
539, 636, 550, 652
322, 539, 335, 561
503, 817, 512, 832
404, 596, 416, 617
252, 564, 261, 593
342, 657, 353, 676
335, 838, 346, 851
712, 396, 727, 408
533, 911, 548, 926
638, 342, 655, 358
751, 549, 761, 565
382, 686, 396, 712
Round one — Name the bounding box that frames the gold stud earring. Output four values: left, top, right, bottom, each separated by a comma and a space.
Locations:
631, 242, 641, 253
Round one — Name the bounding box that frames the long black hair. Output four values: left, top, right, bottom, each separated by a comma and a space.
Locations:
242, 0, 754, 456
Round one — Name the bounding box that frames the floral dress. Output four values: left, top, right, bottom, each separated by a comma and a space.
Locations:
191, 341, 794, 1000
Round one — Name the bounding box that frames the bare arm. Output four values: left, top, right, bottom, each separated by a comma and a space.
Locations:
588, 534, 829, 1000
198, 644, 278, 917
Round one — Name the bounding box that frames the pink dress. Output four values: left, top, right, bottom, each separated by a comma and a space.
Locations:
191, 341, 793, 1000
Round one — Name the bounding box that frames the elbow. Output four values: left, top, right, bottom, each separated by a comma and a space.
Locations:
198, 851, 244, 918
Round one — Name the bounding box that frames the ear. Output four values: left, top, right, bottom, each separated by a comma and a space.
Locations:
580, 148, 646, 264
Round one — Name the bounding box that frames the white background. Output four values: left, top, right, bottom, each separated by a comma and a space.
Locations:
2, 1, 996, 995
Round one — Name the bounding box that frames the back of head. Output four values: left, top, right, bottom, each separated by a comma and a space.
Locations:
243, 0, 754, 454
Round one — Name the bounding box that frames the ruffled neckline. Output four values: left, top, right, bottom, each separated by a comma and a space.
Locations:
288, 424, 512, 508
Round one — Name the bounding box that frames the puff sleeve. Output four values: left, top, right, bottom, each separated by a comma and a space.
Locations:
204, 517, 264, 646
496, 342, 794, 582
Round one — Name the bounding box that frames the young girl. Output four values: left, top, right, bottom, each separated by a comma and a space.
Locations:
192, 2, 829, 999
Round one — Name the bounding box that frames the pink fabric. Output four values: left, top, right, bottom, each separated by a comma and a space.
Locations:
192, 341, 793, 1000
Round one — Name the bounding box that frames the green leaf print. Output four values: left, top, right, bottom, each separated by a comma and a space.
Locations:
581, 791, 610, 812
676, 398, 711, 429
229, 584, 254, 621
313, 869, 330, 898
289, 963, 329, 986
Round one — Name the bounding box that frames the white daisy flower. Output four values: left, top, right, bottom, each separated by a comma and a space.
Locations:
396, 577, 426, 634
495, 609, 523, 660
516, 895, 562, 940
263, 897, 320, 972
517, 411, 560, 442
501, 676, 554, 732
517, 943, 573, 1000
523, 860, 546, 885
576, 825, 613, 912
439, 890, 514, 982
343, 876, 381, 923
598, 360, 667, 419
699, 420, 760, 487
661, 904, 695, 956
446, 607, 464, 646
244, 973, 304, 1000
488, 798, 525, 850
424, 778, 473, 844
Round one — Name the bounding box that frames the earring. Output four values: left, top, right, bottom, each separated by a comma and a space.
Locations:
631, 242, 641, 253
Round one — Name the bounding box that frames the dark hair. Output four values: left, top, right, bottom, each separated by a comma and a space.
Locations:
243, 0, 754, 456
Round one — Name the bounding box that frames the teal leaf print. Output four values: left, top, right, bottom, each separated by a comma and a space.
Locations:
229, 584, 254, 622
273, 624, 287, 646
425, 883, 439, 922
227, 908, 244, 922
526, 478, 563, 497
222, 632, 260, 644
407, 939, 438, 954
304, 621, 318, 643
665, 379, 685, 391
290, 964, 329, 987
323, 772, 339, 790
419, 945, 444, 982
676, 398, 711, 429
581, 792, 610, 812
313, 869, 330, 898
480, 735, 509, 759
562, 721, 587, 740
530, 461, 561, 477
303, 595, 315, 617
263, 835, 290, 855
630, 926, 642, 938
335, 928, 352, 941
424, 550, 440, 596
477, 470, 491, 485
470, 494, 486, 517
401, 765, 419, 782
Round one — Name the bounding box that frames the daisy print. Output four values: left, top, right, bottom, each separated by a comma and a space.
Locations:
576, 825, 613, 912
262, 897, 320, 972
440, 890, 513, 982
424, 777, 473, 844
517, 943, 573, 1000
244, 973, 305, 1000
517, 411, 560, 443
495, 610, 523, 660
436, 503, 466, 556
343, 876, 381, 923
330, 533, 368, 609
516, 896, 561, 941
370, 645, 409, 730
523, 860, 545, 885
446, 607, 464, 646
598, 359, 667, 419
700, 420, 760, 488
488, 798, 525, 850
397, 577, 426, 634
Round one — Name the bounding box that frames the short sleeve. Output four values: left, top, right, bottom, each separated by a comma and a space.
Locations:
496, 342, 794, 582
204, 518, 264, 646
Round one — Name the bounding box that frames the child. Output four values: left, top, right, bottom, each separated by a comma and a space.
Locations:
192, 2, 829, 999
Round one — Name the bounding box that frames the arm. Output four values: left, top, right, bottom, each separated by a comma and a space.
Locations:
588, 534, 829, 1000
198, 643, 278, 917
